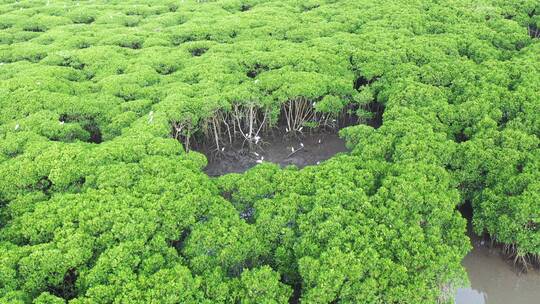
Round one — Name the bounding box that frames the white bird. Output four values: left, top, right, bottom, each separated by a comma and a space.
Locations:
300, 143, 304, 148
256, 156, 264, 164
221, 147, 225, 152
254, 79, 259, 84
316, 161, 320, 165
254, 135, 260, 144
318, 139, 322, 144
14, 123, 19, 130
253, 152, 259, 157
313, 102, 317, 106
285, 127, 289, 132
291, 147, 295, 153
299, 127, 303, 132
59, 121, 64, 125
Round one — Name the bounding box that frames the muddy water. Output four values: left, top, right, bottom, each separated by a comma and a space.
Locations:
456, 239, 540, 304
202, 131, 348, 176
455, 205, 540, 304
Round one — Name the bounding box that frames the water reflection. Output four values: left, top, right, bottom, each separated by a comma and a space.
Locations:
455, 288, 486, 304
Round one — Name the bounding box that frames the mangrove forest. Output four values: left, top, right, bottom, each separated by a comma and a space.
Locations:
0, 0, 539, 303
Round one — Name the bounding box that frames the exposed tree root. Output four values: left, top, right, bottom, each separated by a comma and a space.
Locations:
171, 99, 366, 152
498, 240, 540, 272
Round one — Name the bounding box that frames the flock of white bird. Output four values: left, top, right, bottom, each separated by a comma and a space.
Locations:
245, 135, 325, 165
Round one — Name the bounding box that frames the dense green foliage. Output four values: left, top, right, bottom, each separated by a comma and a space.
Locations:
0, 0, 538, 303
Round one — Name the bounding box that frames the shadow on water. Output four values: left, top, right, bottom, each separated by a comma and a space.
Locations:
455, 202, 540, 304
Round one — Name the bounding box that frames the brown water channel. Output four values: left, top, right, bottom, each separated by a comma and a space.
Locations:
455, 205, 540, 304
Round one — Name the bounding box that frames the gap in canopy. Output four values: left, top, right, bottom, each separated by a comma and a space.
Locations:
175, 100, 384, 176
